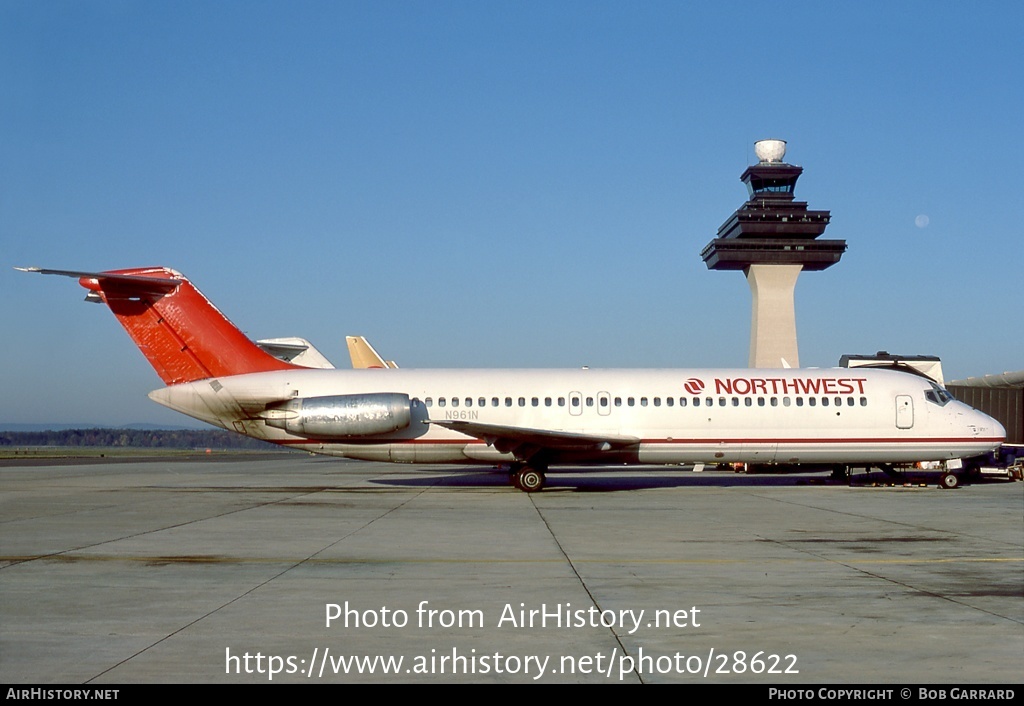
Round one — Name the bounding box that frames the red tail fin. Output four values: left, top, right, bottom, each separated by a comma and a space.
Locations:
54, 267, 297, 385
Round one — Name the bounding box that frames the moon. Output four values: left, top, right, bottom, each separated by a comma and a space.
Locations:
915, 214, 930, 228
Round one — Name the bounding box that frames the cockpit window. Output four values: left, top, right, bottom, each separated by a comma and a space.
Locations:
924, 382, 955, 406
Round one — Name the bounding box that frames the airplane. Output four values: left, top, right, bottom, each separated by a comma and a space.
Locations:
256, 337, 335, 369
254, 335, 397, 370
18, 266, 1006, 492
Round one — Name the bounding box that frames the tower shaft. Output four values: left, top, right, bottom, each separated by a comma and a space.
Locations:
746, 263, 802, 368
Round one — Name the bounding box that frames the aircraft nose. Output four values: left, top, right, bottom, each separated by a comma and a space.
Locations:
975, 408, 1006, 443
990, 415, 1007, 443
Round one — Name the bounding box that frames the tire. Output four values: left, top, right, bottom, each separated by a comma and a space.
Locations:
939, 472, 960, 489
518, 468, 546, 493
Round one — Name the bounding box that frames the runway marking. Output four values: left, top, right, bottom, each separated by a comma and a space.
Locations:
527, 495, 643, 683
82, 477, 447, 683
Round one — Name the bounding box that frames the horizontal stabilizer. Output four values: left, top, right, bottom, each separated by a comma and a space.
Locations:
15, 267, 181, 296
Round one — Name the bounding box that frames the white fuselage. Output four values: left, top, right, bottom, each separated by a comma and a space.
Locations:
148, 366, 1005, 468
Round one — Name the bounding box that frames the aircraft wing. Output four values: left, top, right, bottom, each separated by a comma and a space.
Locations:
428, 419, 639, 461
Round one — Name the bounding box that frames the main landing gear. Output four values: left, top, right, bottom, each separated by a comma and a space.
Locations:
509, 464, 547, 493
830, 465, 850, 481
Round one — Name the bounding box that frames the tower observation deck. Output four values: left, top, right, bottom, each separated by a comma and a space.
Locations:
700, 140, 846, 367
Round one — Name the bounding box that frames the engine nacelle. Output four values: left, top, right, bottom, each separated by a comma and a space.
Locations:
262, 393, 412, 438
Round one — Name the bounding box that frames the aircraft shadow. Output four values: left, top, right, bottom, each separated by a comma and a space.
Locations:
370, 467, 855, 492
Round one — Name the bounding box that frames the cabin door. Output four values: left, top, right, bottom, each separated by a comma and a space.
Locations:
895, 395, 914, 429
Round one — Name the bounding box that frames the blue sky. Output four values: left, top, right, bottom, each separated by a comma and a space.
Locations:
2, 1, 1021, 426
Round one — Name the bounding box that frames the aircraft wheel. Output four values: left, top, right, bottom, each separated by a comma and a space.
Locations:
517, 467, 546, 493
939, 472, 960, 490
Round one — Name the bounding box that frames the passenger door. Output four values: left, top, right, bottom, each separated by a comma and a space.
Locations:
895, 395, 914, 429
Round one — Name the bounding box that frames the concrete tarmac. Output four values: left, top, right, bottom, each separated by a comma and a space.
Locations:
1, 453, 1021, 684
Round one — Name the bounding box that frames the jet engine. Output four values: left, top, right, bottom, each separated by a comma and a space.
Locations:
262, 393, 412, 438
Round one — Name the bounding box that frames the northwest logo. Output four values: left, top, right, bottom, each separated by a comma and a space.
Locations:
683, 378, 705, 395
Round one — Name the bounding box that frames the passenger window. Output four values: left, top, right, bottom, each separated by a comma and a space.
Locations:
491, 397, 499, 407
505, 397, 512, 407
558, 397, 566, 406
465, 398, 472, 407
586, 397, 594, 407
439, 398, 447, 408
641, 397, 648, 407
532, 397, 539, 407
666, 397, 674, 407
860, 397, 868, 406
545, 397, 552, 407
614, 397, 622, 407
745, 398, 752, 407
822, 398, 829, 407
518, 397, 526, 407
452, 397, 459, 407
758, 397, 765, 407
653, 397, 661, 407
628, 397, 635, 407
718, 397, 726, 407
425, 397, 433, 407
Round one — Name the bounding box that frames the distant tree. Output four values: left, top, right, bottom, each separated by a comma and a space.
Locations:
0, 429, 278, 450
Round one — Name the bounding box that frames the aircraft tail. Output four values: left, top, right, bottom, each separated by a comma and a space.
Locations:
346, 335, 399, 369
20, 267, 297, 385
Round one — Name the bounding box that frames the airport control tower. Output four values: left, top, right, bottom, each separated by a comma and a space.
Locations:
700, 140, 846, 368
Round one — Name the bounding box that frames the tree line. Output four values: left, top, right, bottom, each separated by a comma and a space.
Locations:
0, 428, 275, 450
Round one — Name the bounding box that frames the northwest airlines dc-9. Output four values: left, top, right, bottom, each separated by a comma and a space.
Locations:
20, 267, 1005, 492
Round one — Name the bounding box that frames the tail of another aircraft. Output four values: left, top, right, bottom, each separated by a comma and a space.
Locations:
19, 267, 297, 386
346, 335, 399, 369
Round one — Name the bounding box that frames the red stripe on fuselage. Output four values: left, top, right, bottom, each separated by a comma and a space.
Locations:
273, 436, 1001, 446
